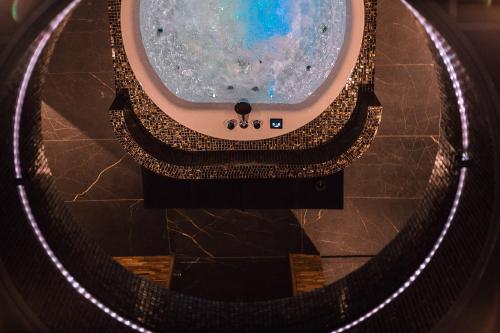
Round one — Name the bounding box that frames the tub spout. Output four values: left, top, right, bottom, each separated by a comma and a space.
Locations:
234, 101, 252, 129
234, 101, 252, 116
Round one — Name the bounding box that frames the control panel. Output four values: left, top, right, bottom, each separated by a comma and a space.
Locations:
226, 102, 283, 132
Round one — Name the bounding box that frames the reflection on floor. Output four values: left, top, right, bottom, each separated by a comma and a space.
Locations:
114, 256, 175, 287
41, 0, 441, 300
290, 254, 326, 295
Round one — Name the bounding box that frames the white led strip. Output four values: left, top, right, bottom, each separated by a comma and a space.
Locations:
11, 1, 150, 332
10, 1, 470, 333
329, 1, 471, 332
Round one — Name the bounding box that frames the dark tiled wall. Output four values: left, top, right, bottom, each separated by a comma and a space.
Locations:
41, 0, 441, 297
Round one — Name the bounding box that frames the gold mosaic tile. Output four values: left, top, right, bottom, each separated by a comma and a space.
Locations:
107, 0, 382, 179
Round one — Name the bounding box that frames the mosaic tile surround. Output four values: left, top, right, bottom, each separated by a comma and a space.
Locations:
107, 0, 382, 179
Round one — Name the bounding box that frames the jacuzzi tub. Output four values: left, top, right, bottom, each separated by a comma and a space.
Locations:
120, 0, 365, 141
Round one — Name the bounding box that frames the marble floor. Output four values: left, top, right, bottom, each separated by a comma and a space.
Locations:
41, 0, 441, 301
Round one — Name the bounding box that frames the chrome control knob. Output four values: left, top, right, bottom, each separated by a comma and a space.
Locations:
226, 119, 237, 130
239, 120, 249, 129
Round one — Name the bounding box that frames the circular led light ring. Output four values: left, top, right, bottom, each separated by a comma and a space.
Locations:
330, 1, 471, 331
10, 1, 470, 333
12, 1, 151, 332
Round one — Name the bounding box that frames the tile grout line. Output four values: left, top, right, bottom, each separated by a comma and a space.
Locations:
64, 196, 422, 203
44, 138, 118, 142
64, 198, 144, 203
171, 255, 376, 261
43, 135, 440, 143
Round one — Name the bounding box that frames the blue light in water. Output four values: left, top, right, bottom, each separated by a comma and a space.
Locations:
239, 0, 292, 48
268, 80, 276, 99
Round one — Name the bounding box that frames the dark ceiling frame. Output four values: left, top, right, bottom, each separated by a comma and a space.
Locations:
0, 0, 499, 332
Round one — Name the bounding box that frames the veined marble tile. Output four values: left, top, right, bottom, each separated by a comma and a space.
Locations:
376, 0, 436, 66
44, 139, 143, 201
42, 72, 115, 140
294, 198, 419, 256
345, 136, 438, 198
375, 65, 441, 136
65, 200, 169, 257
166, 209, 318, 258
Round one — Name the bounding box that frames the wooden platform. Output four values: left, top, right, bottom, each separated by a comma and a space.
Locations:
114, 256, 175, 287
289, 254, 326, 295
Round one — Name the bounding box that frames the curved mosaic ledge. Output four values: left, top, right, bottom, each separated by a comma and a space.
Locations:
109, 89, 382, 179
2, 1, 500, 332
108, 0, 380, 152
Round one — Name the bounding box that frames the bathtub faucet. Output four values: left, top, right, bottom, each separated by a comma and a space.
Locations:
234, 101, 252, 129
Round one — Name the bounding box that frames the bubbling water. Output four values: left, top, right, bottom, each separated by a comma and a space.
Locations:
140, 0, 347, 104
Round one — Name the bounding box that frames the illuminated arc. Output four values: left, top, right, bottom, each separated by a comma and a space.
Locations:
10, 1, 470, 333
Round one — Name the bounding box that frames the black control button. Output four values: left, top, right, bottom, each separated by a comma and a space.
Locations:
315, 180, 327, 192
226, 120, 236, 130
253, 120, 261, 129
270, 118, 283, 129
